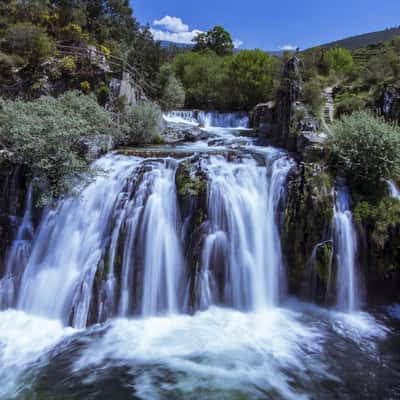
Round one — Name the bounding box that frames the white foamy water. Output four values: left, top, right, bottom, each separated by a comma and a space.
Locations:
0, 310, 74, 399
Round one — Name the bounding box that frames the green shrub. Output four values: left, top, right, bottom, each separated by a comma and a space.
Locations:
160, 74, 185, 111
60, 55, 76, 73
354, 198, 400, 249
328, 111, 400, 196
2, 23, 55, 67
121, 101, 162, 145
0, 91, 115, 202
335, 95, 365, 118
96, 83, 110, 107
0, 52, 17, 84
301, 79, 324, 116
80, 80, 91, 93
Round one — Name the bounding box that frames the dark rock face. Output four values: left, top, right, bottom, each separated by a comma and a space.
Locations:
0, 163, 29, 275
282, 161, 334, 302
251, 57, 321, 154
379, 86, 400, 123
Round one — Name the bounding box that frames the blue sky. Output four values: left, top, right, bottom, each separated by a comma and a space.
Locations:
132, 0, 400, 50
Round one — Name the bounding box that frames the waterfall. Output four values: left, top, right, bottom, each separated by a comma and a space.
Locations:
197, 112, 249, 129
16, 155, 140, 327
333, 185, 360, 312
0, 184, 34, 308
163, 110, 198, 126
387, 180, 400, 199
198, 149, 293, 311
163, 110, 249, 129
0, 146, 293, 326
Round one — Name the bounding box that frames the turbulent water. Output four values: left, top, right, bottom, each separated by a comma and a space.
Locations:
0, 111, 399, 399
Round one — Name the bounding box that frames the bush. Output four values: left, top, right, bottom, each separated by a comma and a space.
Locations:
160, 74, 185, 111
328, 111, 400, 196
301, 79, 324, 116
2, 23, 55, 67
354, 198, 400, 249
121, 101, 163, 145
335, 95, 365, 118
0, 52, 18, 84
60, 55, 76, 73
0, 91, 115, 201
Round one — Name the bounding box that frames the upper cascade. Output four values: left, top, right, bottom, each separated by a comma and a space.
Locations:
163, 110, 250, 129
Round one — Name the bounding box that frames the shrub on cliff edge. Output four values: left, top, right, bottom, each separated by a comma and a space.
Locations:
120, 101, 163, 145
0, 91, 115, 202
328, 111, 400, 197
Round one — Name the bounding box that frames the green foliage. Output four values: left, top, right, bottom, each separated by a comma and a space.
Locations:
0, 91, 115, 201
225, 50, 276, 110
60, 55, 76, 73
335, 94, 365, 118
160, 74, 185, 111
354, 198, 400, 249
80, 81, 91, 93
96, 83, 110, 107
172, 50, 276, 110
121, 101, 163, 145
2, 23, 55, 68
0, 52, 22, 84
301, 79, 324, 116
328, 111, 400, 196
193, 26, 234, 56
172, 51, 227, 109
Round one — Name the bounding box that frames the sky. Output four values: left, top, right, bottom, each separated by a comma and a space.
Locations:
132, 0, 400, 51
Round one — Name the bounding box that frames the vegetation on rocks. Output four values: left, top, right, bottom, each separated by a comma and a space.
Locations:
327, 111, 400, 198
120, 100, 163, 145
0, 91, 116, 202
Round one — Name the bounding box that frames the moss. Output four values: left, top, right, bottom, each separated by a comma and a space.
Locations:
315, 242, 333, 286
354, 197, 400, 249
176, 161, 207, 198
283, 161, 335, 295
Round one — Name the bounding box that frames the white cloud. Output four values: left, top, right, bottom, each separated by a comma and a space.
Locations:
279, 44, 298, 51
153, 16, 189, 33
233, 40, 244, 49
151, 15, 203, 44
150, 28, 203, 44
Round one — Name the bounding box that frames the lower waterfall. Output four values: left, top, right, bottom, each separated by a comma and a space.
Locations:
0, 117, 398, 400
333, 185, 361, 312
199, 149, 293, 310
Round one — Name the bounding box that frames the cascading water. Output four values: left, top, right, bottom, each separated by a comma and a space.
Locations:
388, 180, 400, 199
197, 111, 249, 129
198, 148, 293, 311
0, 184, 34, 308
333, 185, 361, 312
163, 110, 250, 129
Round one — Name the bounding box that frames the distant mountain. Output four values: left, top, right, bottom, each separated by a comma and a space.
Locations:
319, 26, 400, 50
158, 41, 289, 57
159, 41, 193, 49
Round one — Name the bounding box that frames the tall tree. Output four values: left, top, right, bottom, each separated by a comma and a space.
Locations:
193, 26, 234, 56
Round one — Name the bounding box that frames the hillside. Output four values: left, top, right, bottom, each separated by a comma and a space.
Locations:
319, 26, 400, 50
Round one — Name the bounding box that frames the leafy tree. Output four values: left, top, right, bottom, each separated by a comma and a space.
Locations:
172, 51, 227, 109
225, 49, 276, 110
301, 78, 325, 116
193, 26, 234, 56
328, 47, 354, 74
157, 65, 185, 110
2, 23, 55, 68
328, 111, 400, 196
